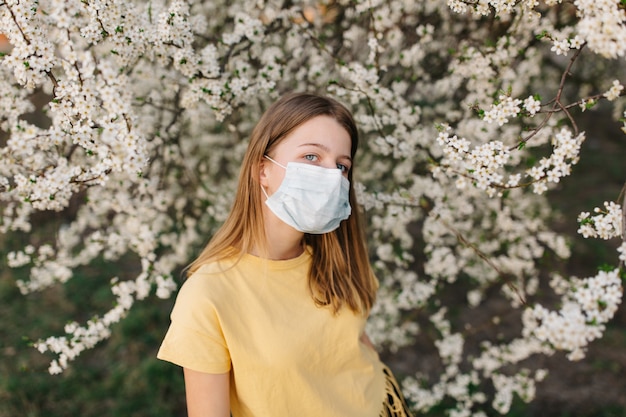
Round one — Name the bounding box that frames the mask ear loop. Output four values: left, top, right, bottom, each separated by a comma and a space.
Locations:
261, 155, 285, 200
264, 155, 287, 169
261, 185, 270, 200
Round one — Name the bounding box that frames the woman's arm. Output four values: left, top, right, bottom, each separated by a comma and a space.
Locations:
183, 368, 230, 417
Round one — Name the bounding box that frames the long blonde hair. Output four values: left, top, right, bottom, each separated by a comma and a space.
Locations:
187, 92, 377, 315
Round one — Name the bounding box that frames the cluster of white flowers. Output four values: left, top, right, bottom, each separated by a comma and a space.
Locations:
577, 201, 623, 240
1, 0, 625, 414
618, 242, 626, 264
550, 36, 584, 56
526, 128, 586, 194
491, 372, 538, 414
483, 95, 523, 126
35, 316, 114, 375
437, 128, 510, 195
574, 0, 626, 59
523, 95, 542, 115
523, 268, 623, 361
222, 12, 264, 45
604, 79, 624, 101
0, 0, 55, 88
436, 124, 585, 197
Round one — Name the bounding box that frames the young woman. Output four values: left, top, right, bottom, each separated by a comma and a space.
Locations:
158, 92, 413, 417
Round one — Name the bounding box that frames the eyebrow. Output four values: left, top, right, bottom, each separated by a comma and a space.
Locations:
298, 142, 352, 162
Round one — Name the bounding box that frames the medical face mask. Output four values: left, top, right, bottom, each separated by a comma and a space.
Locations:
262, 156, 352, 234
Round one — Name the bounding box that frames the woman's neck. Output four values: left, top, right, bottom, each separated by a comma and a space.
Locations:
263, 240, 304, 260
251, 207, 305, 260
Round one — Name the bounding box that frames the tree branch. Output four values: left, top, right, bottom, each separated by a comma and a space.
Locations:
438, 216, 529, 307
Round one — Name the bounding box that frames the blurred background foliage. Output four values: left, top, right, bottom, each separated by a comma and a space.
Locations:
0, 251, 186, 416
1, 31, 626, 417
1, 109, 625, 417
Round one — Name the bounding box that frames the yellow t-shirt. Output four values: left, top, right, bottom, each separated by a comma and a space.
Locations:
157, 248, 386, 417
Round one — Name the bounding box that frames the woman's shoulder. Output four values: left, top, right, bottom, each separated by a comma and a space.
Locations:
193, 249, 248, 275
185, 255, 237, 282
182, 251, 254, 291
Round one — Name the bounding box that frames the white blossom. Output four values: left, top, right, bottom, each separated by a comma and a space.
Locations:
523, 95, 541, 115
604, 80, 624, 101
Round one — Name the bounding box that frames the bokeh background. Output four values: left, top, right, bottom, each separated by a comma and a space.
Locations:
1, 29, 626, 417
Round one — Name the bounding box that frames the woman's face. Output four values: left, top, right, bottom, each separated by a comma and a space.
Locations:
260, 115, 352, 195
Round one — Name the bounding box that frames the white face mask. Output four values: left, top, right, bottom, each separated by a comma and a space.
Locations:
262, 156, 352, 234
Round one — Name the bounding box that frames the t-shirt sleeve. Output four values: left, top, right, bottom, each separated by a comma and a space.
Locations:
157, 272, 231, 374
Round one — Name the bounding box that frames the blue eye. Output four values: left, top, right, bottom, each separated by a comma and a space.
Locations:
304, 154, 318, 162
337, 163, 349, 173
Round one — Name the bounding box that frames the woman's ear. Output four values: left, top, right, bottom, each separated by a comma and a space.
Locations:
258, 158, 269, 188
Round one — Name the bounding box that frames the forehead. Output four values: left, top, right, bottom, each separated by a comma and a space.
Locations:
276, 115, 352, 154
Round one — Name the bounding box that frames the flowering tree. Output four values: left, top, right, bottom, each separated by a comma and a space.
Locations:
1, 0, 625, 414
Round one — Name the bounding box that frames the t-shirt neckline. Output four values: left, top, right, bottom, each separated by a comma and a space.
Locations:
240, 247, 312, 271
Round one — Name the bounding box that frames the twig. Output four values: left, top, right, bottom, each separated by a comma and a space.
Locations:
4, 2, 30, 45
438, 217, 529, 307
512, 45, 585, 151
